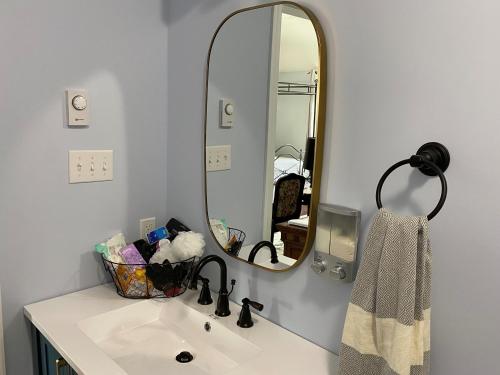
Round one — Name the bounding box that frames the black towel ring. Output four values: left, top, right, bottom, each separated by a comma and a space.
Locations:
376, 142, 450, 220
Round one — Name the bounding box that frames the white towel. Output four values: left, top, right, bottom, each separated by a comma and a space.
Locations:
340, 209, 431, 375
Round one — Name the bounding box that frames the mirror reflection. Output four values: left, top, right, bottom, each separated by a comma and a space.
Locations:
205, 4, 323, 270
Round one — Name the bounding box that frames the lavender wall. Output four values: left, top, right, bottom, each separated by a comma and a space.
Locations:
166, 1, 500, 374
206, 7, 272, 245
0, 1, 168, 373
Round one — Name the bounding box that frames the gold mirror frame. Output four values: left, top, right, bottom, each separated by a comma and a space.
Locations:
203, 1, 327, 272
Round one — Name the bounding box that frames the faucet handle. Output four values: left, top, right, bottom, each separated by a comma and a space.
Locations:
197, 277, 213, 305
237, 298, 264, 328
189, 274, 207, 290
244, 298, 263, 311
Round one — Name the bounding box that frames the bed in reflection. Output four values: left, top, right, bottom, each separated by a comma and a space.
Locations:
274, 144, 304, 181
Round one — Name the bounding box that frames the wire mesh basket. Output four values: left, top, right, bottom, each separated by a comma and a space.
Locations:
226, 227, 246, 256
102, 255, 197, 299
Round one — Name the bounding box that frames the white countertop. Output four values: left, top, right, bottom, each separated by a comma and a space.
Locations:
25, 284, 338, 375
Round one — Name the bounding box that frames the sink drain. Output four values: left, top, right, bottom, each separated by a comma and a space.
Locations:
204, 322, 211, 332
176, 351, 194, 363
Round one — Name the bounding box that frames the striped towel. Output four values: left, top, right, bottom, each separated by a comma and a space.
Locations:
340, 209, 431, 375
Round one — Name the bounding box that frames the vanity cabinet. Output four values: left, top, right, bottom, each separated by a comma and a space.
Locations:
34, 329, 77, 375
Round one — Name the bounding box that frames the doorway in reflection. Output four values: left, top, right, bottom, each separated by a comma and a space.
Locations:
267, 6, 319, 261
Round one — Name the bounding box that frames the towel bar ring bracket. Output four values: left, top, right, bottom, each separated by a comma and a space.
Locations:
376, 142, 450, 220
414, 142, 450, 176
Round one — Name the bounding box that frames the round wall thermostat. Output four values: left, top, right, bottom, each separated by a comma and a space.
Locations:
225, 103, 234, 116
72, 95, 87, 111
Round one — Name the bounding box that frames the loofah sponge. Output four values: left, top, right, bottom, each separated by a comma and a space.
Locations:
149, 239, 173, 264
149, 232, 205, 264
171, 231, 205, 261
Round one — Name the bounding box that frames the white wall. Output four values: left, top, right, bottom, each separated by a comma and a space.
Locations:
276, 71, 312, 154
0, 1, 168, 373
166, 1, 500, 374
276, 13, 318, 155
206, 7, 273, 245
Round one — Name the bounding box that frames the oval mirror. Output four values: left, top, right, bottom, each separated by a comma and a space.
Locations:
204, 2, 327, 271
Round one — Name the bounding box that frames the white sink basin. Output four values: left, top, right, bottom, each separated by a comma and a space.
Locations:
25, 285, 338, 374
78, 299, 261, 375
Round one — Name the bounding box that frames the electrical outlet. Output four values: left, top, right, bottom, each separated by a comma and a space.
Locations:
140, 217, 156, 240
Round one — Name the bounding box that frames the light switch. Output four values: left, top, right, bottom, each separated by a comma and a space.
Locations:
69, 150, 113, 183
219, 99, 234, 128
66, 89, 90, 126
206, 145, 231, 172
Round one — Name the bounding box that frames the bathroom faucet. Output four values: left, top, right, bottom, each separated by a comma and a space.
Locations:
190, 255, 232, 317
248, 241, 279, 264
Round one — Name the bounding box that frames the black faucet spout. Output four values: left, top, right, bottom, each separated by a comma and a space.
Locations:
190, 255, 230, 316
248, 241, 279, 264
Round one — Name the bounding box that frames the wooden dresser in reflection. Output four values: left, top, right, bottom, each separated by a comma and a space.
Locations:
276, 222, 308, 260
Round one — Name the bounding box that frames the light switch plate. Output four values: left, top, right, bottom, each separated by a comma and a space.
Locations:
69, 150, 113, 183
206, 145, 231, 172
66, 89, 90, 126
